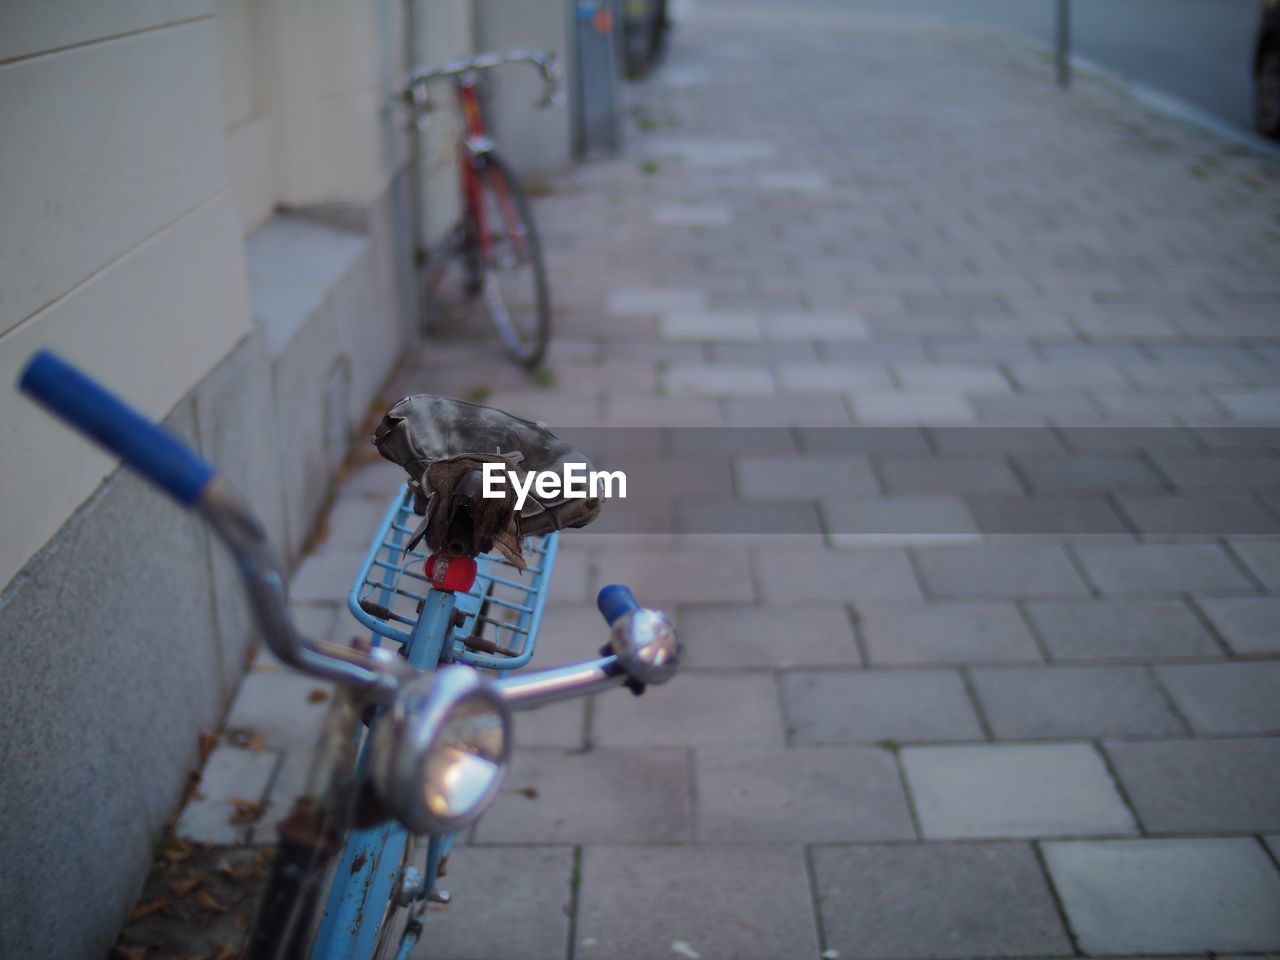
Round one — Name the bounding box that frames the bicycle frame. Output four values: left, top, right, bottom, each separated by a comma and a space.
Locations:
312, 487, 560, 959
454, 77, 531, 272
17, 350, 680, 960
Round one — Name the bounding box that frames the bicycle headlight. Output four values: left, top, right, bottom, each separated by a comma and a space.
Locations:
370, 665, 512, 834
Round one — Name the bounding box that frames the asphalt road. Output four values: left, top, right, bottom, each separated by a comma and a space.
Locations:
691, 0, 1266, 132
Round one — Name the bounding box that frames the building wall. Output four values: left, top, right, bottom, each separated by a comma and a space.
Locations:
0, 1, 447, 954
0, 0, 580, 952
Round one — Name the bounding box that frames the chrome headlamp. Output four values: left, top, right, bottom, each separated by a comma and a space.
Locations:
370, 665, 512, 834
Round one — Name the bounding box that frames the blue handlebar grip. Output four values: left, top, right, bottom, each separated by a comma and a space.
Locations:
597, 584, 640, 626
19, 350, 216, 506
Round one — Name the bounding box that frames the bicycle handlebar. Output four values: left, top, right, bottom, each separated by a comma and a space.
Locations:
405, 49, 561, 108
20, 351, 215, 505
18, 350, 412, 702
17, 352, 677, 712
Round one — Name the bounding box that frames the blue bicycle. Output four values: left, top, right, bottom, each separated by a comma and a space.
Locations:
19, 351, 681, 959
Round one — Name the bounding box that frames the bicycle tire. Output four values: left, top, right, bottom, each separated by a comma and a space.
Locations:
472, 152, 551, 368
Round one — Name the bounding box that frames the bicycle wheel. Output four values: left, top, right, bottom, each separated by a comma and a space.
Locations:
472, 152, 551, 368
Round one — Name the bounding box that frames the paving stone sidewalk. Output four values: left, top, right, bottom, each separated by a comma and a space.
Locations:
181, 4, 1280, 958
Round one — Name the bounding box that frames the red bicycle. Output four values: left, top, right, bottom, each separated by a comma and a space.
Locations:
404, 51, 558, 368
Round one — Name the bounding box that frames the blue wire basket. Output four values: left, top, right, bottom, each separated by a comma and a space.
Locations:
346, 483, 558, 670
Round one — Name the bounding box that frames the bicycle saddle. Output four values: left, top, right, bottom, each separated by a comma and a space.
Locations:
371, 395, 602, 568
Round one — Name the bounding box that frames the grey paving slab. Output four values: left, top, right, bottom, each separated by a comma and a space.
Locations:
607, 288, 707, 314
514, 699, 587, 749
320, 496, 394, 550
972, 392, 1101, 425
902, 743, 1137, 838
735, 453, 877, 499
857, 602, 1041, 665
526, 603, 611, 668
1015, 454, 1167, 494
175, 746, 280, 845
896, 362, 1011, 393
1153, 662, 1280, 734
576, 845, 819, 960
600, 393, 721, 427
796, 425, 931, 456
763, 310, 870, 341
1156, 455, 1280, 490
1228, 539, 1280, 590
822, 495, 978, 541
662, 363, 776, 397
913, 543, 1089, 598
1008, 360, 1130, 391
223, 664, 333, 750
930, 426, 1065, 455
775, 361, 892, 394
592, 672, 785, 747
723, 394, 853, 426
812, 842, 1071, 959
970, 665, 1184, 739
711, 341, 818, 364
852, 391, 977, 424
694, 745, 916, 842
1073, 542, 1257, 594
1055, 426, 1200, 454
1025, 598, 1222, 661
474, 747, 691, 844
675, 498, 823, 536
781, 668, 985, 744
288, 547, 367, 603
1105, 737, 1280, 833
414, 846, 574, 960
752, 544, 923, 604
1117, 495, 1280, 534
590, 545, 755, 605
678, 604, 861, 668
1043, 838, 1280, 955
665, 426, 796, 457
1214, 388, 1280, 420
1196, 596, 1280, 653
879, 456, 1023, 495
967, 495, 1129, 534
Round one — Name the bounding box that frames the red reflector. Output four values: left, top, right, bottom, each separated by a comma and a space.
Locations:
425, 553, 478, 593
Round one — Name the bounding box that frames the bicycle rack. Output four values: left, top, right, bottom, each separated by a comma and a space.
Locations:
346, 483, 558, 671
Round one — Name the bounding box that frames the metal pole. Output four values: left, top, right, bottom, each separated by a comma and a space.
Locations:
1055, 0, 1071, 88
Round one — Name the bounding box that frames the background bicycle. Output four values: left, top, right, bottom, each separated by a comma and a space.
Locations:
405, 51, 558, 369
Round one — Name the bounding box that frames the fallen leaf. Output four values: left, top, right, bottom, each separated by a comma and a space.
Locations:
128, 897, 167, 922
229, 798, 264, 825
225, 728, 267, 752
198, 732, 218, 762
518, 786, 539, 799
169, 874, 204, 899
307, 688, 329, 704
161, 840, 194, 865
197, 889, 230, 914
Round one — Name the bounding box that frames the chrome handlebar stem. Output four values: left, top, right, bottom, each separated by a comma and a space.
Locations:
199, 479, 413, 705
199, 477, 680, 709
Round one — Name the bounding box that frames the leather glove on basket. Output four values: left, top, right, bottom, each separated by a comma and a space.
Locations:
371, 395, 602, 570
